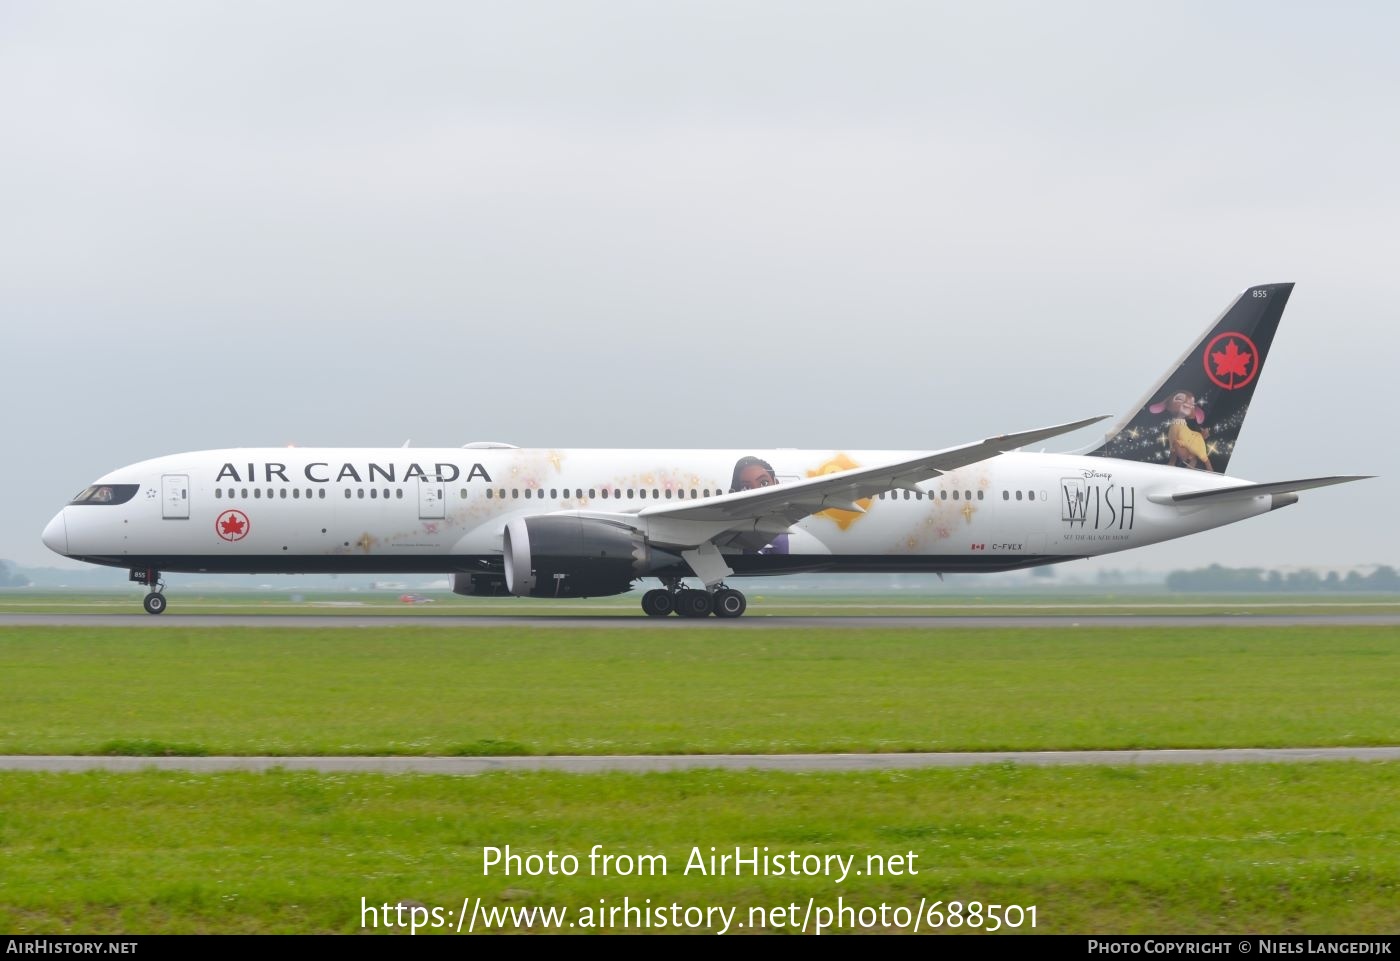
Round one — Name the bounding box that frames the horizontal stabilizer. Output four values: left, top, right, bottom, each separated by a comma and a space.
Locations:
1155, 475, 1373, 505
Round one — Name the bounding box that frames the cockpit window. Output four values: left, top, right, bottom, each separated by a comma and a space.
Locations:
70, 484, 139, 506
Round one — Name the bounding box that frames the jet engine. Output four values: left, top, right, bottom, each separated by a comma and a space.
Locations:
502, 515, 680, 598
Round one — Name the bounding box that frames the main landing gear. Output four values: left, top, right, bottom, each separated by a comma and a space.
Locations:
640, 581, 748, 619
131, 568, 167, 615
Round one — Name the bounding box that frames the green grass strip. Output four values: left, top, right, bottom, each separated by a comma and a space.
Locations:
0, 765, 1396, 934
1, 625, 1397, 755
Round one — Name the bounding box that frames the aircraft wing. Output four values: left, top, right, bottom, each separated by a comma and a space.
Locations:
1157, 475, 1373, 505
638, 416, 1107, 533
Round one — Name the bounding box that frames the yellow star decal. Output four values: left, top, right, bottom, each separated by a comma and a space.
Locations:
806, 453, 872, 530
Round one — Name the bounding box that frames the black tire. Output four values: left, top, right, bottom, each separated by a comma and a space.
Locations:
641, 589, 675, 617
676, 589, 713, 618
143, 592, 167, 615
712, 588, 747, 618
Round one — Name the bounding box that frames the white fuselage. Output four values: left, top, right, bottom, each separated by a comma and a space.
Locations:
43, 446, 1274, 580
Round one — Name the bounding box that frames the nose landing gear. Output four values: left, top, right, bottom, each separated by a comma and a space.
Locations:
131, 568, 167, 615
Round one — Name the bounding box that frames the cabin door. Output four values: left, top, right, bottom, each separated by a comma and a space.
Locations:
418, 476, 446, 520
162, 474, 190, 519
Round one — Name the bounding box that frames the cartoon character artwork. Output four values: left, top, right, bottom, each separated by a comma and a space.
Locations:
1151, 389, 1214, 471
730, 456, 790, 555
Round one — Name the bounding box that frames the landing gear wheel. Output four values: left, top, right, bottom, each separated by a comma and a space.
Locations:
142, 592, 167, 615
641, 589, 675, 617
712, 588, 747, 618
675, 589, 713, 618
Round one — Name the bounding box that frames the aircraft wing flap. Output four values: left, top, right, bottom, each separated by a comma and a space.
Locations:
1160, 475, 1373, 504
639, 416, 1106, 527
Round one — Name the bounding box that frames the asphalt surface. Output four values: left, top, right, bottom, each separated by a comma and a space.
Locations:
2, 747, 1398, 774
3, 612, 1400, 629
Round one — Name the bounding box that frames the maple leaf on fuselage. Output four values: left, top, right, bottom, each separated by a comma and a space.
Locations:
220, 514, 246, 536
1212, 339, 1252, 380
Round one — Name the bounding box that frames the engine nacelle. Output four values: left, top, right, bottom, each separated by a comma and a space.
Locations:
502, 515, 678, 598
450, 572, 508, 597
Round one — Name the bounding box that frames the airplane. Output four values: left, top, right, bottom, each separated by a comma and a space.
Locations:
41, 282, 1369, 617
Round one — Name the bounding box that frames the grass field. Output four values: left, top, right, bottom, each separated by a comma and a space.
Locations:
2, 764, 1398, 934
1, 624, 1398, 755
3, 617, 1397, 936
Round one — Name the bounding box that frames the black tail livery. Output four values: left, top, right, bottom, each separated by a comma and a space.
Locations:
1088, 283, 1292, 475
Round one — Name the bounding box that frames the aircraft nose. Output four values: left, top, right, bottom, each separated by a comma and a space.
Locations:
42, 511, 69, 556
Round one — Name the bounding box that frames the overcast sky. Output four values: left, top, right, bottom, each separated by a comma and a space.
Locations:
2, 2, 1394, 573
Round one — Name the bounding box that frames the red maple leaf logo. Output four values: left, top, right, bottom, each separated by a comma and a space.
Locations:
216, 511, 249, 541
1203, 331, 1260, 390
1212, 339, 1252, 380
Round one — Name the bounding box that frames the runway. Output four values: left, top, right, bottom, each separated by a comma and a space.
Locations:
3, 747, 1399, 774
3, 612, 1400, 629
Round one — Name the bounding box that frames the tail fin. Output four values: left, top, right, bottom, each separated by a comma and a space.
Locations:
1087, 282, 1293, 475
